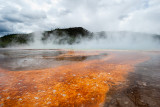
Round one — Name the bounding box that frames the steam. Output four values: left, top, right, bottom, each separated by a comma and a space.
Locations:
9, 31, 160, 50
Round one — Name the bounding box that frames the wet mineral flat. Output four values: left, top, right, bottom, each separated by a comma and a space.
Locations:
0, 49, 160, 107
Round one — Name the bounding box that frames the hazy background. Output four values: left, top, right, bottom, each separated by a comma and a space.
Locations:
0, 0, 160, 36
8, 31, 160, 50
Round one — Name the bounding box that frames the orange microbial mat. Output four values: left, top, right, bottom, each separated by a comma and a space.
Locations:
0, 50, 149, 107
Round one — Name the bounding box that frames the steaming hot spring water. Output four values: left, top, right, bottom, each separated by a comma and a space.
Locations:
0, 33, 160, 107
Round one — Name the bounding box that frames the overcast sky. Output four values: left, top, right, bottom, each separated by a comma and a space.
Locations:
0, 0, 160, 36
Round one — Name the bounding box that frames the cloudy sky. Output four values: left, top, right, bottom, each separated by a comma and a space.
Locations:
0, 0, 160, 36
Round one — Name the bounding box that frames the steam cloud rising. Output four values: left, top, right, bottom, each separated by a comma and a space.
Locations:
10, 31, 160, 50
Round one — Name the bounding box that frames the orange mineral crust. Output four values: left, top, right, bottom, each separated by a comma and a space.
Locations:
0, 51, 149, 107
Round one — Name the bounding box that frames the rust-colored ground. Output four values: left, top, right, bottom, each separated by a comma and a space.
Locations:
0, 50, 149, 107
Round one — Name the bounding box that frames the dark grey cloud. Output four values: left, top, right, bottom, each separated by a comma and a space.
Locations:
0, 25, 11, 32
0, 23, 13, 36
3, 15, 23, 23
0, 0, 160, 36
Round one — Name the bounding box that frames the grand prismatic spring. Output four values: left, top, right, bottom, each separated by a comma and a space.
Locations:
0, 49, 160, 107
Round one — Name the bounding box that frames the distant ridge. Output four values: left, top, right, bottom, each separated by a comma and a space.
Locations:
0, 27, 160, 48
0, 27, 92, 48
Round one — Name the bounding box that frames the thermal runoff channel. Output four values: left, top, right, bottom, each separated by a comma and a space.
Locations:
0, 49, 151, 106
1, 0, 160, 106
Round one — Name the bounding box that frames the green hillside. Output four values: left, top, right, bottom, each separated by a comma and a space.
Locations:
0, 27, 92, 48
